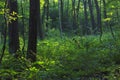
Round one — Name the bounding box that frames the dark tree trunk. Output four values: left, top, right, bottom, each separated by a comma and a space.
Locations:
41, 3, 46, 31
103, 0, 107, 19
37, 0, 44, 40
58, 0, 63, 38
72, 0, 77, 31
27, 0, 38, 62
94, 0, 101, 32
76, 0, 80, 18
66, 0, 69, 17
83, 0, 89, 34
116, 8, 120, 24
8, 0, 19, 55
88, 0, 96, 34
0, 0, 7, 64
45, 0, 49, 31
60, 0, 64, 30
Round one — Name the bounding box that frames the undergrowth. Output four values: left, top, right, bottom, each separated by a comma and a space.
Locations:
0, 32, 120, 80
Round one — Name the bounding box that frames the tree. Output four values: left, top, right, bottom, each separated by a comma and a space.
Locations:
27, 0, 39, 62
72, 0, 77, 31
94, 0, 102, 32
8, 0, 20, 56
60, 0, 64, 30
58, 0, 63, 38
44, 0, 49, 32
88, 0, 96, 34
103, 0, 107, 19
37, 0, 44, 39
102, 0, 108, 27
66, 0, 70, 18
83, 0, 89, 34
0, 0, 7, 64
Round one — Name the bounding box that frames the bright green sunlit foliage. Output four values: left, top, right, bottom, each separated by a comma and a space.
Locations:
54, 0, 58, 3
40, 0, 45, 8
0, 9, 4, 15
103, 18, 111, 22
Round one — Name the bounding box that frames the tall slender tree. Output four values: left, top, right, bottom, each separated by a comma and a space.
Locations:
102, 0, 108, 29
60, 0, 64, 30
0, 0, 7, 64
103, 0, 107, 19
66, 0, 70, 18
72, 0, 77, 30
76, 0, 80, 18
45, 0, 49, 31
27, 0, 39, 62
58, 0, 63, 38
88, 0, 96, 34
94, 0, 101, 32
83, 0, 89, 34
37, 0, 44, 39
8, 0, 19, 56
20, 0, 25, 54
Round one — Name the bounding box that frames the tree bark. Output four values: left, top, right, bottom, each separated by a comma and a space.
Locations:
58, 0, 63, 38
72, 0, 77, 31
37, 0, 44, 40
8, 0, 20, 55
103, 0, 107, 19
60, 0, 64, 30
94, 0, 101, 32
45, 0, 49, 31
0, 0, 7, 64
27, 0, 38, 62
88, 0, 96, 34
83, 0, 89, 34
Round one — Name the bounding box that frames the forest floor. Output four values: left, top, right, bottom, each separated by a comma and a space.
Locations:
0, 30, 120, 80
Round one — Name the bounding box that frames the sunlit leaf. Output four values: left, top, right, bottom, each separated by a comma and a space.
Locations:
54, 0, 58, 3
103, 18, 111, 22
107, 12, 113, 16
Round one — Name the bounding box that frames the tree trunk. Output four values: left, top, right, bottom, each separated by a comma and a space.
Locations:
72, 0, 77, 31
103, 0, 107, 19
37, 0, 44, 40
88, 0, 96, 34
94, 0, 101, 32
58, 0, 63, 38
83, 0, 89, 34
20, 0, 25, 54
66, 0, 69, 18
27, 0, 38, 62
76, 0, 80, 18
60, 0, 64, 30
0, 0, 7, 64
45, 0, 49, 31
8, 0, 20, 56
102, 0, 108, 30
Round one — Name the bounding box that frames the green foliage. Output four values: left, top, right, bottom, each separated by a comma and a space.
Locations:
0, 0, 120, 79
1, 31, 120, 79
36, 33, 120, 79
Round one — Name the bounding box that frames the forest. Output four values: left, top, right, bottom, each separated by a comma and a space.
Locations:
0, 0, 120, 80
